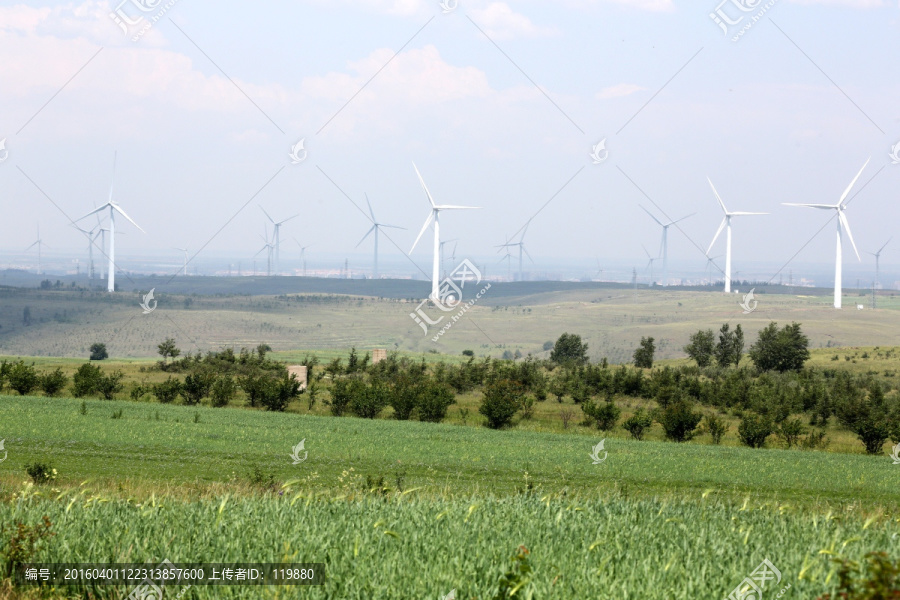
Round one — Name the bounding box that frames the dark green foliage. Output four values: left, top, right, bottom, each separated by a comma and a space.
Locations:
418, 382, 456, 423
778, 417, 806, 449
72, 363, 102, 397
259, 372, 302, 412
349, 380, 389, 419
738, 413, 774, 448
550, 333, 588, 365
1, 516, 55, 576
817, 552, 900, 600
157, 337, 181, 363
493, 546, 534, 600
704, 414, 729, 445
715, 324, 744, 368
183, 368, 216, 405
153, 377, 183, 404
6, 361, 38, 396
238, 371, 271, 408
462, 349, 475, 357
24, 463, 55, 485
89, 342, 108, 361
328, 377, 364, 417
749, 322, 810, 373
855, 419, 891, 455
582, 400, 621, 431
97, 370, 124, 400
621, 408, 653, 440
656, 399, 702, 442
37, 368, 68, 397
633, 336, 655, 369
210, 375, 236, 407
480, 380, 524, 429
684, 329, 715, 367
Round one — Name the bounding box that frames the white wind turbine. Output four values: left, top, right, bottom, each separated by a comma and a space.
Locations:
24, 224, 49, 275
174, 247, 188, 276
260, 206, 299, 275
642, 244, 660, 286
439, 238, 458, 278
705, 178, 768, 294
72, 223, 101, 279
294, 237, 311, 276
76, 153, 145, 292
408, 163, 481, 301
784, 158, 870, 309
255, 227, 274, 277
496, 221, 534, 282
356, 193, 405, 279
867, 237, 891, 290
640, 206, 694, 287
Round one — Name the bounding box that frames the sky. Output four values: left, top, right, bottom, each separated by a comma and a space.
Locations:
0, 0, 898, 283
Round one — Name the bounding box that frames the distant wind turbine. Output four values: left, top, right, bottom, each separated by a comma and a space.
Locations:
294, 237, 310, 276
642, 244, 660, 285
408, 163, 481, 302
640, 206, 694, 287
784, 158, 870, 309
24, 224, 49, 275
255, 227, 274, 277
260, 206, 298, 275
76, 152, 145, 292
72, 223, 101, 279
496, 221, 534, 282
867, 237, 891, 290
356, 194, 405, 279
705, 178, 768, 293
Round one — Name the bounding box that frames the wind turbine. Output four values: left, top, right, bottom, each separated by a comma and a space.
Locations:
24, 225, 49, 275
76, 152, 145, 292
260, 206, 298, 275
704, 253, 722, 286
705, 178, 768, 294
294, 237, 310, 276
408, 163, 481, 302
72, 223, 101, 280
439, 238, 458, 278
867, 237, 891, 289
356, 194, 405, 279
639, 206, 694, 287
498, 239, 514, 280
784, 158, 870, 309
496, 221, 534, 282
642, 244, 659, 286
255, 227, 274, 276
174, 247, 188, 276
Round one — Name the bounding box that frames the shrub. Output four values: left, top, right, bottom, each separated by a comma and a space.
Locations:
97, 370, 124, 400
38, 368, 68, 397
748, 321, 809, 373
418, 382, 456, 423
349, 380, 389, 419
327, 378, 364, 417
703, 414, 729, 445
621, 408, 652, 440
801, 429, 829, 450
656, 400, 702, 442
684, 329, 715, 368
816, 552, 900, 600
778, 417, 806, 449
210, 375, 236, 407
24, 463, 57, 485
183, 368, 216, 405
1, 516, 56, 576
89, 343, 108, 361
480, 380, 524, 429
153, 377, 183, 404
7, 361, 38, 396
738, 414, 774, 448
583, 400, 621, 431
389, 376, 421, 421
550, 333, 588, 365
260, 372, 302, 412
855, 419, 891, 455
72, 364, 102, 397
633, 336, 655, 369
462, 349, 475, 357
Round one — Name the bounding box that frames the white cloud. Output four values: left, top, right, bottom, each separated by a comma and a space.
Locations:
596, 83, 646, 99
468, 3, 557, 40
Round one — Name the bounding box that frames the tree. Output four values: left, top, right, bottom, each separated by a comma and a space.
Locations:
157, 338, 181, 363
97, 370, 125, 400
656, 399, 702, 442
684, 329, 715, 367
855, 419, 891, 455
210, 375, 237, 407
550, 333, 588, 365
748, 322, 810, 373
738, 414, 774, 448
418, 382, 456, 423
153, 377, 183, 404
89, 343, 109, 361
621, 409, 653, 440
714, 324, 744, 368
7, 361, 39, 395
72, 363, 103, 397
583, 399, 621, 431
183, 368, 216, 405
480, 380, 524, 429
633, 336, 656, 369
38, 368, 68, 397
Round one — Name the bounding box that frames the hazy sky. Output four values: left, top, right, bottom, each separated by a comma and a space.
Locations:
1, 0, 898, 282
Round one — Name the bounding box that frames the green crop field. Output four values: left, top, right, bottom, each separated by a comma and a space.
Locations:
1, 394, 899, 598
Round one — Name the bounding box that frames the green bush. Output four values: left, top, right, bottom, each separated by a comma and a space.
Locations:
349, 380, 388, 419
97, 370, 124, 400
817, 552, 900, 599
183, 368, 216, 405
89, 342, 108, 361
24, 462, 57, 485
153, 377, 183, 404
7, 361, 39, 396
778, 417, 806, 449
389, 375, 421, 420
633, 337, 656, 369
738, 413, 774, 448
703, 414, 729, 445
72, 364, 102, 398
418, 382, 456, 423
855, 419, 891, 455
210, 375, 236, 407
583, 400, 621, 431
621, 409, 653, 440
327, 378, 364, 417
259, 373, 301, 412
480, 380, 524, 429
37, 368, 68, 397
656, 400, 702, 442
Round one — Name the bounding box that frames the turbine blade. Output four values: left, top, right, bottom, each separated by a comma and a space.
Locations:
641, 244, 651, 259
706, 217, 727, 255
669, 212, 696, 226
707, 177, 729, 214
259, 206, 276, 224
24, 241, 39, 251
434, 205, 482, 210
840, 211, 860, 261
522, 245, 535, 264
355, 226, 376, 248
730, 211, 769, 216
413, 163, 436, 208
838, 158, 870, 205
782, 203, 834, 209
365, 193, 376, 223
278, 214, 300, 225
75, 203, 111, 222
878, 236, 892, 253
112, 204, 146, 233
639, 205, 663, 226
409, 211, 435, 254
109, 151, 117, 204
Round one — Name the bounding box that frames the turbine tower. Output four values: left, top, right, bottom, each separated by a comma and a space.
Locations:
867, 237, 891, 290
496, 221, 534, 282
24, 224, 48, 275
784, 158, 870, 309
642, 244, 659, 286
408, 163, 481, 302
705, 178, 768, 293
294, 237, 310, 276
355, 193, 405, 279
72, 223, 101, 279
260, 206, 298, 275
639, 206, 694, 287
76, 152, 145, 292
255, 227, 274, 277
174, 247, 188, 276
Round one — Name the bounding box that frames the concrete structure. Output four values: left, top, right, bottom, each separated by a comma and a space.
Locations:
287, 365, 308, 390
372, 349, 387, 365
